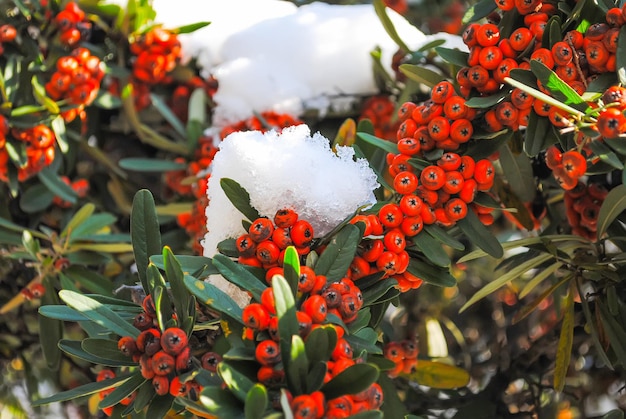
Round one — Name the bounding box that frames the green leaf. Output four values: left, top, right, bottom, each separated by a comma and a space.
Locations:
145, 393, 174, 419
198, 386, 244, 416
398, 64, 445, 88
305, 325, 337, 365
518, 261, 564, 299
19, 183, 54, 213
505, 74, 584, 118
288, 335, 309, 395
37, 167, 77, 205
498, 143, 536, 202
554, 289, 574, 392
131, 189, 162, 293
119, 158, 187, 172
465, 90, 509, 109
617, 26, 626, 85
31, 75, 60, 114
21, 230, 40, 259
282, 246, 301, 298
460, 252, 554, 312
218, 362, 255, 403
82, 338, 134, 364
597, 302, 626, 369
220, 178, 260, 222
245, 383, 268, 419
273, 275, 299, 383
433, 47, 469, 67
589, 140, 624, 170
373, 0, 410, 52
58, 290, 141, 338
347, 412, 384, 419
597, 184, 626, 239
314, 224, 361, 282
62, 266, 113, 295
173, 21, 211, 34
69, 213, 118, 242
321, 363, 379, 400
411, 231, 450, 267
99, 373, 146, 408
212, 254, 267, 302
456, 210, 503, 258
513, 274, 571, 324
601, 410, 625, 419
356, 132, 399, 155
32, 374, 133, 406
58, 339, 137, 367
51, 116, 69, 153
184, 275, 243, 323
61, 203, 96, 238
378, 373, 408, 418
163, 246, 191, 331
132, 380, 155, 412
406, 258, 456, 288
149, 93, 187, 139
423, 225, 464, 251
151, 254, 218, 276
187, 87, 207, 151
404, 360, 470, 389
462, 0, 496, 23
361, 278, 398, 306
39, 305, 86, 322
524, 109, 557, 157
40, 283, 63, 371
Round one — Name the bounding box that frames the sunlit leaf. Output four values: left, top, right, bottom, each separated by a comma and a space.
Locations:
62, 203, 96, 238
119, 158, 187, 172
554, 289, 574, 392
218, 362, 254, 403
404, 360, 470, 389
184, 275, 243, 323
518, 261, 563, 299
245, 383, 268, 419
462, 0, 496, 23
59, 290, 140, 338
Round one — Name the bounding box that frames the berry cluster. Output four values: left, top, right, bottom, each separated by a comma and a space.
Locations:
1, 124, 56, 182
236, 209, 314, 269
219, 111, 303, 139
544, 146, 587, 190
564, 181, 608, 241
116, 296, 203, 405
45, 48, 105, 122
0, 24, 17, 56
53, 1, 91, 48
383, 339, 419, 378
242, 268, 381, 418
396, 80, 477, 151
359, 95, 400, 141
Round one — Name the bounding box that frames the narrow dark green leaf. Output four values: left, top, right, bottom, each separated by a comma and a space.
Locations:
362, 278, 398, 306
346, 329, 383, 355
40, 283, 62, 371
100, 373, 145, 408
321, 363, 379, 400
423, 225, 464, 251
119, 158, 187, 172
589, 140, 624, 170
150, 254, 217, 276
131, 189, 162, 293
64, 266, 115, 295
184, 275, 243, 323
457, 210, 503, 258
218, 362, 254, 402
163, 246, 191, 329
373, 0, 410, 52
465, 90, 509, 109
212, 253, 267, 302
58, 339, 136, 367
554, 290, 574, 392
314, 224, 361, 281
399, 64, 445, 88
601, 410, 625, 419
39, 305, 86, 322
19, 183, 54, 213
378, 373, 408, 418
59, 290, 140, 338
307, 362, 328, 393
149, 93, 187, 139
597, 302, 626, 369
406, 259, 456, 288
220, 178, 260, 222
145, 393, 174, 419
433, 47, 469, 67
172, 21, 211, 34
411, 232, 450, 267
245, 383, 268, 419
305, 326, 337, 365
577, 279, 613, 369
356, 132, 399, 155
597, 184, 626, 238
197, 386, 244, 416
82, 338, 134, 364
32, 374, 133, 406
38, 166, 77, 204
132, 380, 155, 412
499, 143, 536, 202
